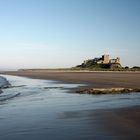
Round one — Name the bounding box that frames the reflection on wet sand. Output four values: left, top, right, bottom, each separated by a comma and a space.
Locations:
0, 75, 140, 140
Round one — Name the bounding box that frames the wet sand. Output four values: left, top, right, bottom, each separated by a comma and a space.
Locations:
61, 106, 140, 139
1, 71, 140, 139
1, 71, 140, 88
95, 106, 140, 139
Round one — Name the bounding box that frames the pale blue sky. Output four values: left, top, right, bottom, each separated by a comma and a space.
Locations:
0, 0, 140, 70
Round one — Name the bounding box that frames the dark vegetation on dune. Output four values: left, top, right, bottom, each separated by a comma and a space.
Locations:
73, 64, 140, 71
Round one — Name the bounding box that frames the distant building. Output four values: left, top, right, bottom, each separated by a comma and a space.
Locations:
109, 57, 120, 64
83, 54, 121, 65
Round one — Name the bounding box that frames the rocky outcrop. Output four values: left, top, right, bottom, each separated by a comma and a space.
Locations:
76, 88, 140, 94
76, 54, 122, 70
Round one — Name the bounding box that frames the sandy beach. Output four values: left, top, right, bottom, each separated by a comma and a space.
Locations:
2, 71, 140, 88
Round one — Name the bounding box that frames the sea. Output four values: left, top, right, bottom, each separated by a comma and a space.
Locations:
0, 75, 140, 140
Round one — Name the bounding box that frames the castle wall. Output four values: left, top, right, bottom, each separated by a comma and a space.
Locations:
83, 55, 120, 65
102, 55, 110, 64
110, 57, 120, 64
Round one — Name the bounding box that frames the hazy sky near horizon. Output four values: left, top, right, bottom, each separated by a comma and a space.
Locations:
0, 0, 140, 69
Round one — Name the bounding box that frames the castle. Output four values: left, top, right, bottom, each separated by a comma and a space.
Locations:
83, 54, 120, 65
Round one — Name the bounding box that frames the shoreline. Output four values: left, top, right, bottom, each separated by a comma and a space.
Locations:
1, 71, 140, 95
1, 71, 140, 89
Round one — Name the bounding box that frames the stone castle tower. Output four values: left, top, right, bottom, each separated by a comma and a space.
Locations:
102, 55, 110, 64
